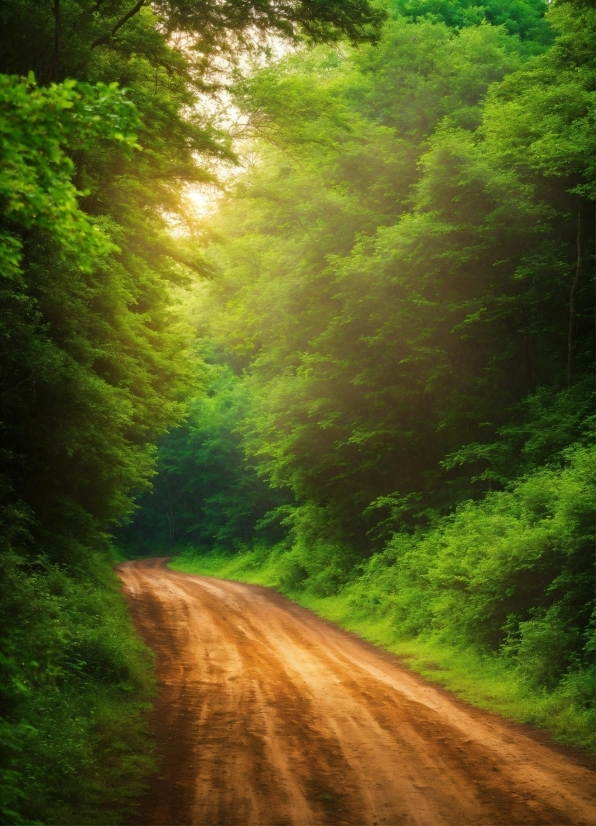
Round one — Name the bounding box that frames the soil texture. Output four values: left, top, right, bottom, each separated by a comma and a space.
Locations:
117, 558, 596, 826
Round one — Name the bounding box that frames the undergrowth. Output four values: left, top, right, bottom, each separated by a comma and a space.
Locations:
171, 444, 595, 753
0, 547, 156, 825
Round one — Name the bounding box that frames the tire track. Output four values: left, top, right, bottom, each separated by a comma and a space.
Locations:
118, 558, 596, 826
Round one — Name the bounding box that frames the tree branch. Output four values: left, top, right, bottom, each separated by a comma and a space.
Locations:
90, 0, 146, 49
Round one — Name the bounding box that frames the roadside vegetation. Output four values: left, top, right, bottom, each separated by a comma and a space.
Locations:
172, 439, 595, 750
127, 0, 595, 753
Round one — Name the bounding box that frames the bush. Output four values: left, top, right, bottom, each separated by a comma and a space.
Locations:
0, 548, 156, 825
348, 444, 595, 692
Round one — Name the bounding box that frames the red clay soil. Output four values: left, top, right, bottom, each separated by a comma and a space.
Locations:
117, 558, 596, 826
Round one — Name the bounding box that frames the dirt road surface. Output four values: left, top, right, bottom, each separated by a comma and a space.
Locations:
117, 558, 595, 826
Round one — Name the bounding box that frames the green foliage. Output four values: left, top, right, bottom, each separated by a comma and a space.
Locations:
337, 443, 596, 746
395, 444, 593, 653
189, 0, 593, 556
0, 75, 188, 566
443, 379, 595, 484
0, 69, 174, 824
0, 545, 156, 825
118, 354, 290, 555
390, 0, 552, 45
275, 502, 362, 595
481, 0, 595, 197
0, 75, 138, 277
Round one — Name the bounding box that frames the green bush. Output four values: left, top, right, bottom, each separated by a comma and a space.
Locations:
343, 444, 595, 696
0, 548, 156, 825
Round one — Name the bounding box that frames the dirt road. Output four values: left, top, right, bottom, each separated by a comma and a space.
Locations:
117, 558, 595, 826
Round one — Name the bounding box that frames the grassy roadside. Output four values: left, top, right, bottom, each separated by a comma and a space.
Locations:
170, 547, 595, 752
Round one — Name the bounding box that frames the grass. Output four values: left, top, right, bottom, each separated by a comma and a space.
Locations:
170, 547, 595, 752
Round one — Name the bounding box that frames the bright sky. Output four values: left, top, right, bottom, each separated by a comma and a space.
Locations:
183, 34, 291, 217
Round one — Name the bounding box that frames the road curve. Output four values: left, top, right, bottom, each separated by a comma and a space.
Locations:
117, 558, 595, 826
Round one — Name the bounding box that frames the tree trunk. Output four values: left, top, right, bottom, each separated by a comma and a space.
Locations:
52, 0, 61, 80
567, 202, 582, 388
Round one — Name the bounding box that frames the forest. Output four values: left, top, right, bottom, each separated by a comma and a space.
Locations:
124, 0, 595, 750
0, 0, 593, 823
